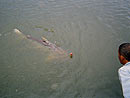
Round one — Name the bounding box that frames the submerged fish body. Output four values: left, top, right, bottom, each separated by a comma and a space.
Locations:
26, 34, 65, 54
14, 28, 68, 57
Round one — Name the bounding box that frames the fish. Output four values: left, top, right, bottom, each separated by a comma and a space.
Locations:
14, 28, 69, 59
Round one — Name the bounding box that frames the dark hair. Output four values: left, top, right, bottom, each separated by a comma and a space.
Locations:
119, 43, 130, 61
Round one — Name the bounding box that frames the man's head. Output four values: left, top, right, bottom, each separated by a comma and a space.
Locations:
118, 43, 130, 65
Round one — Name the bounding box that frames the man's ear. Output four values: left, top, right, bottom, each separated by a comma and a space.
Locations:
120, 55, 126, 64
120, 55, 124, 60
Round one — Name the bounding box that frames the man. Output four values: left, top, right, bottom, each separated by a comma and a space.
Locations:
118, 43, 130, 98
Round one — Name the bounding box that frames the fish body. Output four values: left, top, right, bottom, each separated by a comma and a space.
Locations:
14, 29, 67, 55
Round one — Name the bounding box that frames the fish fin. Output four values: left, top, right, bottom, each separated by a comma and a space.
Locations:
41, 36, 48, 41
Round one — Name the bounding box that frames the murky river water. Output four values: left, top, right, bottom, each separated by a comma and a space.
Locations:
0, 0, 130, 98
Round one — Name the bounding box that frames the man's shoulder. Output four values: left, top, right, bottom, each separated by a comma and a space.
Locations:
118, 65, 130, 74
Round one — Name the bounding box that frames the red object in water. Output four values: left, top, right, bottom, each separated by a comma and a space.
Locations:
70, 52, 73, 58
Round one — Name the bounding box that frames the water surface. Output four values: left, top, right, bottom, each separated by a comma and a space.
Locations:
0, 0, 130, 97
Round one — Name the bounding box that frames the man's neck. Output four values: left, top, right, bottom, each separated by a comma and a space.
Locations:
123, 60, 129, 65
